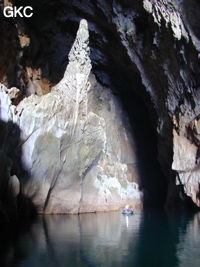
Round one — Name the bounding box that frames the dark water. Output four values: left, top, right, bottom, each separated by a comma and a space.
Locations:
0, 211, 200, 267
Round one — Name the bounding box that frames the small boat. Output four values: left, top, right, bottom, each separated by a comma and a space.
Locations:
122, 205, 134, 215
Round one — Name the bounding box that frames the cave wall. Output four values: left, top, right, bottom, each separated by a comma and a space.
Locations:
0, 0, 200, 212
0, 20, 143, 213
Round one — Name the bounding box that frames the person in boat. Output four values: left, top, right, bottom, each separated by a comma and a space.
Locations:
122, 205, 134, 214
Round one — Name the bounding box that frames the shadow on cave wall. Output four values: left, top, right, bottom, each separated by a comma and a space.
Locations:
9, 1, 169, 209
0, 119, 37, 223
105, 68, 168, 208
13, 0, 78, 85
88, 10, 168, 208
0, 9, 22, 89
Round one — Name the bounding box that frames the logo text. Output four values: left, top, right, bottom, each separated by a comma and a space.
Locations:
3, 6, 33, 18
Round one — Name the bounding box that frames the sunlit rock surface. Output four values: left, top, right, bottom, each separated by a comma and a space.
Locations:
0, 0, 200, 210
0, 20, 142, 213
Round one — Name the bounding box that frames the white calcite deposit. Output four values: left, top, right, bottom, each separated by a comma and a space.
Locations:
0, 20, 142, 213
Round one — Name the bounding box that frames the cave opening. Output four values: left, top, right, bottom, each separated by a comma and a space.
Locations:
88, 21, 168, 208
101, 68, 168, 209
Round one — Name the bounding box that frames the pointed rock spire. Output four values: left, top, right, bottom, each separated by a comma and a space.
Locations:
68, 19, 91, 66
54, 19, 91, 101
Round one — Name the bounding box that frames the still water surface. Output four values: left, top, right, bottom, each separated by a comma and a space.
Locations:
0, 211, 200, 267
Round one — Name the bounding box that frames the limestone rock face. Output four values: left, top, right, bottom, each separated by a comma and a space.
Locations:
1, 0, 200, 210
172, 115, 200, 207
109, 0, 200, 208
0, 20, 142, 214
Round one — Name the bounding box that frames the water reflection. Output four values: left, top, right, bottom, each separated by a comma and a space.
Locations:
0, 211, 200, 267
177, 213, 200, 267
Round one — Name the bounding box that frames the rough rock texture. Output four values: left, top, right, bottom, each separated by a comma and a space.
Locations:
0, 20, 142, 213
0, 0, 200, 210
172, 114, 200, 207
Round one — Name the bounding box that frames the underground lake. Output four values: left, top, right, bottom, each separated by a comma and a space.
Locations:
0, 210, 200, 267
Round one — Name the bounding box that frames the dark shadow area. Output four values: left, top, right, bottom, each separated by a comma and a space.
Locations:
88, 19, 168, 208
0, 220, 36, 267
14, 0, 78, 84
0, 119, 37, 223
166, 170, 199, 212
0, 7, 22, 89
118, 87, 168, 208
196, 183, 200, 206
132, 210, 196, 267
182, 0, 200, 42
